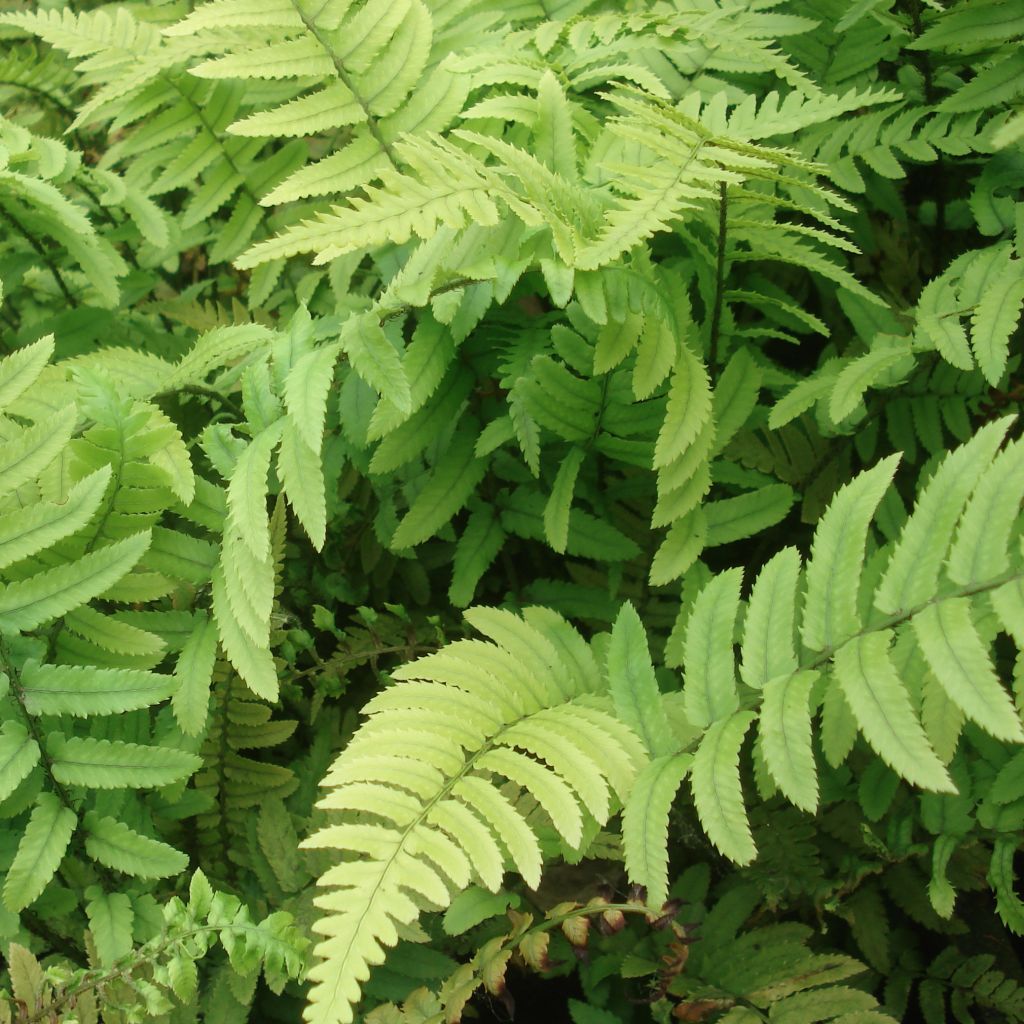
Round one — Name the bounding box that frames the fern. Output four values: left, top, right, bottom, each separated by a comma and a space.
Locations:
2, 870, 306, 1021
301, 607, 645, 1023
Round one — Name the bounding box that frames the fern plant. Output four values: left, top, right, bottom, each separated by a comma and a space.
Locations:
304, 418, 1024, 1020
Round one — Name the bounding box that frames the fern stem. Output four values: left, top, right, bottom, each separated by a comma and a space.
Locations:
289, 0, 399, 170
0, 205, 77, 307
708, 181, 728, 373
0, 79, 77, 123
377, 277, 481, 323
795, 567, 1024, 689
153, 383, 244, 419
163, 74, 268, 224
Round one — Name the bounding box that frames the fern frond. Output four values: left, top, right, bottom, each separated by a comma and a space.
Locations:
18, 662, 175, 718
390, 430, 487, 550
875, 418, 1010, 614
194, 663, 297, 883
302, 607, 644, 1024
1, 793, 76, 912
606, 602, 676, 756
47, 735, 202, 789
912, 599, 1024, 743
739, 547, 800, 690
947, 434, 1024, 587
0, 532, 151, 633
0, 335, 54, 411
82, 812, 189, 879
0, 721, 39, 803
801, 454, 899, 652
622, 752, 692, 908
682, 568, 742, 728
691, 710, 757, 865
0, 467, 111, 572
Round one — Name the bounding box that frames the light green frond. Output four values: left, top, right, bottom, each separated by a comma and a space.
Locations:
947, 436, 1024, 587
84, 890, 133, 967
82, 812, 189, 879
229, 83, 363, 138
691, 710, 757, 865
321, 754, 444, 799
475, 746, 585, 847
47, 735, 202, 790
0, 336, 54, 412
649, 508, 708, 587
317, 782, 424, 825
391, 642, 528, 719
969, 255, 1024, 385
2, 793, 76, 912
0, 721, 40, 803
303, 604, 642, 1022
427, 798, 507, 891
683, 568, 743, 728
452, 774, 543, 888
243, 136, 502, 268
260, 135, 391, 206
622, 752, 692, 908
632, 316, 676, 400
875, 418, 1010, 614
0, 405, 77, 501
912, 598, 1024, 743
497, 718, 611, 819
828, 343, 914, 422
173, 615, 218, 736
463, 606, 576, 702
162, 0, 302, 36
0, 467, 110, 572
607, 602, 676, 756
226, 423, 282, 563
832, 631, 954, 792
535, 69, 578, 179
727, 85, 900, 140
801, 455, 899, 652
211, 563, 280, 701
164, 324, 276, 391
340, 311, 412, 415
278, 422, 327, 550
740, 547, 801, 690
220, 530, 273, 644
18, 662, 175, 717
521, 606, 602, 696
284, 341, 340, 452
759, 670, 819, 813
653, 343, 713, 470
364, 680, 508, 735
407, 822, 473, 889
192, 39, 329, 81
0, 531, 151, 633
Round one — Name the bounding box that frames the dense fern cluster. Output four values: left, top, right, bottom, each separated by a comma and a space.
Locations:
1, 1, 1022, 1022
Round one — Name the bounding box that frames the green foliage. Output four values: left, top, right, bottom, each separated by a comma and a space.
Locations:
1, 1, 1023, 1023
